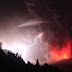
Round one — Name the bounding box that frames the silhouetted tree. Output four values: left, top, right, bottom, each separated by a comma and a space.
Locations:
36, 59, 40, 66
0, 47, 62, 72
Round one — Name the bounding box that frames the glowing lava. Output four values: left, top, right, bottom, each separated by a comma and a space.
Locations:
1, 31, 72, 64
51, 39, 71, 62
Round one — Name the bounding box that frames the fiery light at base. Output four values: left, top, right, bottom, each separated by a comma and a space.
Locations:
1, 31, 72, 64
2, 42, 26, 55
50, 39, 71, 62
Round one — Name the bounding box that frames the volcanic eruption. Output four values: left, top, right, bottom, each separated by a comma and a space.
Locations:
0, 0, 72, 65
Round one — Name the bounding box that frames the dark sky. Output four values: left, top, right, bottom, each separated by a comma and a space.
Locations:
0, 0, 72, 26
0, 0, 71, 48
0, 0, 71, 44
0, 0, 72, 63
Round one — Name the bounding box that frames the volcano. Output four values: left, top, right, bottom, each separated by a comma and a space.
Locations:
52, 58, 72, 72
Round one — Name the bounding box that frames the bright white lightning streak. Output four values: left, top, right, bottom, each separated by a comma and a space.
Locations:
26, 33, 43, 47
2, 33, 44, 63
21, 33, 44, 61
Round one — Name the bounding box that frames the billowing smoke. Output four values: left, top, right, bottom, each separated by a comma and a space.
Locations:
0, 0, 71, 64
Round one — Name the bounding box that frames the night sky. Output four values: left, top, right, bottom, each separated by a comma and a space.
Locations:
0, 0, 72, 64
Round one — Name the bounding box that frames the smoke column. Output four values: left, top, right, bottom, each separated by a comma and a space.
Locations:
0, 0, 71, 64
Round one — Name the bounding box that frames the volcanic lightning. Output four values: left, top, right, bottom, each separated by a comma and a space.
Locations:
25, 32, 44, 47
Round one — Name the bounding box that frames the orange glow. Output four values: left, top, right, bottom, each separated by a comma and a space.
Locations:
51, 39, 71, 62
39, 33, 44, 37
45, 42, 49, 46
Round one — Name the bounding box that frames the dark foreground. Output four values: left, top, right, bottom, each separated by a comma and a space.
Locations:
53, 58, 72, 72
0, 48, 62, 72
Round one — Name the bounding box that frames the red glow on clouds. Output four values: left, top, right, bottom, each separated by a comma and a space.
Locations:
29, 8, 31, 12
51, 39, 71, 62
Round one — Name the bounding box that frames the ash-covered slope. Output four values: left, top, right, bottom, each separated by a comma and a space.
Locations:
52, 58, 72, 72
0, 47, 61, 72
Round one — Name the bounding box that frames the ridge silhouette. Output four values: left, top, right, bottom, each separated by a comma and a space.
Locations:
0, 47, 62, 72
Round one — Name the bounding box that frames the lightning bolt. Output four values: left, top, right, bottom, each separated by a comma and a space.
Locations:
26, 33, 44, 47
21, 33, 44, 61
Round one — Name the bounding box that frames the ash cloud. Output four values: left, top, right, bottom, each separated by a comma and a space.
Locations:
0, 0, 71, 64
